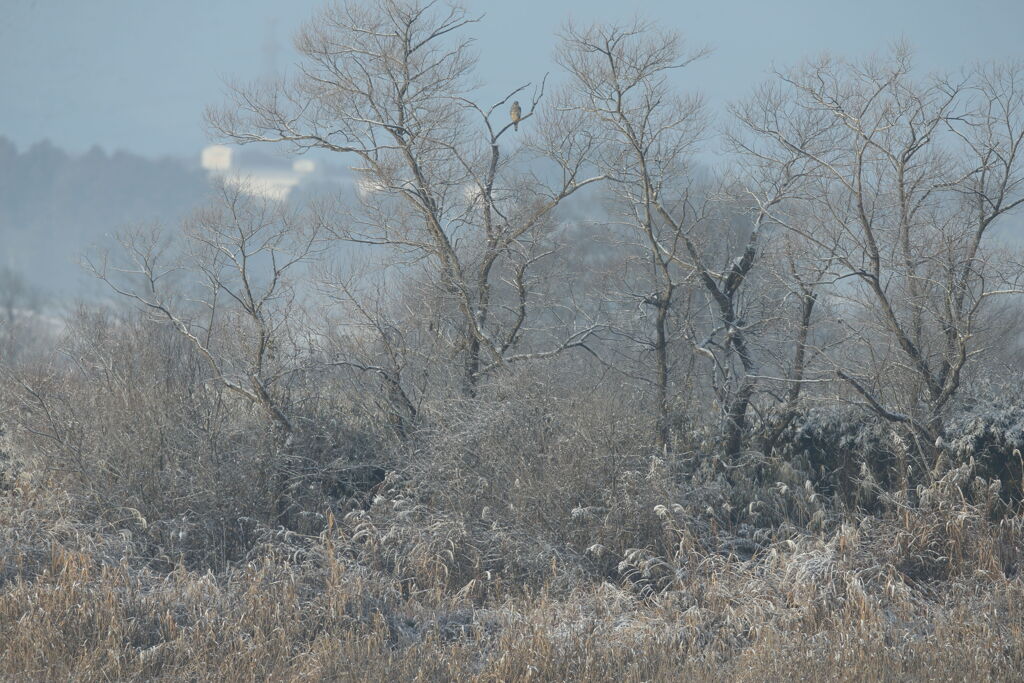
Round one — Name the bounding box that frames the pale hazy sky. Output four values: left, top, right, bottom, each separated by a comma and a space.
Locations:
3, 0, 1022, 158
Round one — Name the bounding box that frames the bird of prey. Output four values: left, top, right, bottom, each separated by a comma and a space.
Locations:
510, 101, 522, 131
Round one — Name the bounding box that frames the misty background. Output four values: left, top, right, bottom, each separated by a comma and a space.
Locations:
2, 0, 1023, 297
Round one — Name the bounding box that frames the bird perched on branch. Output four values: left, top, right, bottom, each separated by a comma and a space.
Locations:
510, 101, 522, 131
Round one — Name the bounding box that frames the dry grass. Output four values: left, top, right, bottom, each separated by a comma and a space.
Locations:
3, 460, 1023, 683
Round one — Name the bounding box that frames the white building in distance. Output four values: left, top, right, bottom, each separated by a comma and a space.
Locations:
201, 145, 316, 201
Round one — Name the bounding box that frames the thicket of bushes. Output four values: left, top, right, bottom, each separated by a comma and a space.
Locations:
3, 308, 1024, 679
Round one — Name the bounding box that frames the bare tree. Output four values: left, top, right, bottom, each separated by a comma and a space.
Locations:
555, 20, 706, 448
748, 222, 839, 455
317, 270, 422, 438
209, 0, 603, 397
558, 20, 808, 457
88, 184, 323, 516
90, 186, 320, 438
734, 47, 1024, 460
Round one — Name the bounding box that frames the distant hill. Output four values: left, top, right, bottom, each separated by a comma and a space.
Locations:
0, 138, 367, 302
0, 137, 212, 297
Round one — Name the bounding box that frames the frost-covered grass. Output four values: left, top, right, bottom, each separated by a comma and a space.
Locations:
2, 456, 1023, 682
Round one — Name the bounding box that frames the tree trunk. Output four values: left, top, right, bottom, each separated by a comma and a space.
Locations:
463, 333, 481, 398
654, 297, 670, 450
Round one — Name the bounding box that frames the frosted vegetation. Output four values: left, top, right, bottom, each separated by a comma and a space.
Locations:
2, 1, 1024, 679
